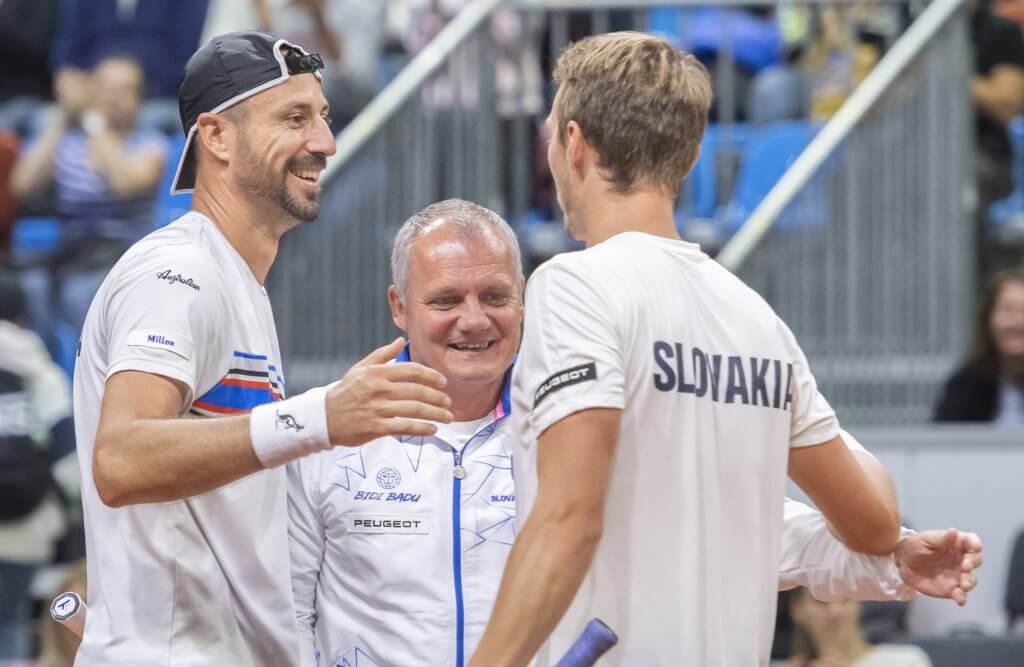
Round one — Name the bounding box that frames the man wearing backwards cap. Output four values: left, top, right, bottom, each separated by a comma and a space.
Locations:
71, 31, 452, 666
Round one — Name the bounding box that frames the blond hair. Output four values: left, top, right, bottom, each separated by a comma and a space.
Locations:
552, 32, 713, 195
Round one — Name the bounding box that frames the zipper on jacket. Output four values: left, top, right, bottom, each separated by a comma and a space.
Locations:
452, 448, 466, 667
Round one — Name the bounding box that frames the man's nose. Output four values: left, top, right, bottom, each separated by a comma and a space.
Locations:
308, 115, 337, 157
458, 299, 490, 331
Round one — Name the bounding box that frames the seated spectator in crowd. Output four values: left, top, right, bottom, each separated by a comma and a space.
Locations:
0, 0, 60, 137
0, 271, 77, 662
970, 0, 1024, 278
786, 587, 932, 667
995, 0, 1024, 27
934, 269, 1024, 423
11, 56, 166, 335
50, 0, 209, 134
800, 5, 884, 121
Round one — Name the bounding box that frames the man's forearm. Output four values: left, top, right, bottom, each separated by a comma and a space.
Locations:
11, 116, 66, 198
849, 449, 898, 518
470, 508, 602, 667
89, 133, 162, 197
779, 500, 914, 602
94, 414, 263, 506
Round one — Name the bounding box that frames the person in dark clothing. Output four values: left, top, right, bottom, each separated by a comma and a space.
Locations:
0, 270, 78, 660
972, 0, 1024, 181
0, 0, 60, 136
934, 269, 1024, 422
969, 0, 1024, 279
52, 0, 209, 100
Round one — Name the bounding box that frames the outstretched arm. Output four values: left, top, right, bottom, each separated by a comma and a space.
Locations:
779, 499, 982, 605
95, 338, 452, 506
789, 434, 902, 556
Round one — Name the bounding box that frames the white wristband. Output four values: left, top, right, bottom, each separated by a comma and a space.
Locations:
249, 386, 330, 468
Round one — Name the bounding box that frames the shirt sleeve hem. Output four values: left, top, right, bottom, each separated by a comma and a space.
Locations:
106, 359, 197, 405
531, 394, 625, 439
790, 422, 841, 448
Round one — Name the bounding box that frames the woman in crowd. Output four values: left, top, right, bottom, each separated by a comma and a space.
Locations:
934, 269, 1024, 423
786, 587, 931, 667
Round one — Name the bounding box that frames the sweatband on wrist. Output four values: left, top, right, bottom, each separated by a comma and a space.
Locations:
249, 386, 330, 468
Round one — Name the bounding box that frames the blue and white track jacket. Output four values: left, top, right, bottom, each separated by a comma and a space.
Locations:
287, 358, 516, 667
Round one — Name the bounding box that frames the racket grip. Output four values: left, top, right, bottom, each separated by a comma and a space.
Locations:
51, 591, 86, 638
554, 618, 618, 667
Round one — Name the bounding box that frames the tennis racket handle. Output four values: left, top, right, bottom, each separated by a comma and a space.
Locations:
51, 591, 87, 638
554, 618, 618, 667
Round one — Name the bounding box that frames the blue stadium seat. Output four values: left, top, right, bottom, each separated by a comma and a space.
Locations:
719, 121, 818, 235
679, 123, 750, 224
11, 217, 61, 258
154, 133, 191, 228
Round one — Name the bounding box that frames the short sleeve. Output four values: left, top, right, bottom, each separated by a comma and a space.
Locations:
103, 246, 228, 407
514, 257, 625, 441
777, 320, 839, 448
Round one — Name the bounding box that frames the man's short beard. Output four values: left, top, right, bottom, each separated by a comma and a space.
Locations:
235, 140, 321, 224
269, 184, 320, 223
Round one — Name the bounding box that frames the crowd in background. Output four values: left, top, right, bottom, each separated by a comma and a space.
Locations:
1, 0, 1024, 665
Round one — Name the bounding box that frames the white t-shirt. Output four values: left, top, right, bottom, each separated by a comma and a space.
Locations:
72, 212, 300, 666
512, 232, 839, 666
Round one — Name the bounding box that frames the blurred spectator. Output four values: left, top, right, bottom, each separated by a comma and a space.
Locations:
747, 2, 903, 124
934, 269, 1024, 423
0, 0, 60, 138
970, 0, 1024, 279
786, 587, 931, 667
800, 5, 884, 121
51, 0, 209, 134
996, 0, 1024, 27
203, 0, 385, 128
0, 271, 77, 662
11, 56, 166, 335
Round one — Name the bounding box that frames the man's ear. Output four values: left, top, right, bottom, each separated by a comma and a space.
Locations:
565, 120, 586, 174
195, 112, 233, 164
387, 285, 407, 332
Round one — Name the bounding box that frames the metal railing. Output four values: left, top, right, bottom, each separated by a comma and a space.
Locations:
269, 0, 506, 386
269, 0, 973, 426
720, 0, 973, 423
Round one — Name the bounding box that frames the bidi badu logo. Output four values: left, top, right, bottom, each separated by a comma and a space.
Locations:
156, 269, 201, 291
376, 467, 402, 489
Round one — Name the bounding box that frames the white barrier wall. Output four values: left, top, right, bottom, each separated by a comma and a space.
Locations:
787, 426, 1024, 635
